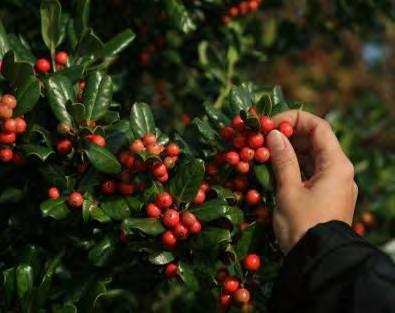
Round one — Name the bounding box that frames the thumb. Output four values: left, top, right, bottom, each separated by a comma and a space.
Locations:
267, 130, 301, 189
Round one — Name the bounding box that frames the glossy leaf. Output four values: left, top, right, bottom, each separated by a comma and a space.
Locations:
74, 28, 103, 60
20, 144, 55, 161
235, 222, 257, 259
106, 120, 133, 153
130, 102, 155, 138
8, 34, 35, 64
40, 198, 70, 220
83, 71, 113, 121
0, 20, 11, 58
45, 75, 75, 125
162, 0, 196, 34
122, 218, 166, 236
36, 256, 61, 308
148, 251, 175, 265
0, 188, 24, 204
2, 268, 15, 306
16, 264, 33, 301
84, 142, 121, 174
88, 237, 115, 267
190, 198, 243, 225
102, 29, 135, 58
254, 165, 272, 191
14, 75, 41, 116
100, 198, 131, 220
2, 51, 34, 89
75, 0, 90, 37
40, 0, 62, 53
169, 158, 205, 203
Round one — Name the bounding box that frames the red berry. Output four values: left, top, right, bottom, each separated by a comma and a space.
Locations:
247, 132, 264, 149
239, 1, 249, 15
35, 58, 51, 74
143, 133, 157, 146
152, 163, 167, 177
68, 192, 84, 207
173, 223, 189, 240
14, 117, 27, 134
223, 277, 239, 294
146, 203, 161, 218
79, 80, 86, 89
2, 119, 16, 133
222, 15, 232, 24
162, 209, 180, 228
166, 143, 181, 157
239, 147, 255, 161
229, 6, 239, 17
193, 189, 206, 205
165, 263, 178, 279
48, 187, 60, 199
207, 163, 219, 176
85, 134, 106, 147
233, 134, 246, 149
55, 51, 68, 65
156, 172, 169, 183
216, 269, 229, 285
0, 105, 12, 119
0, 132, 16, 144
0, 148, 13, 162
248, 0, 259, 11
147, 143, 163, 155
233, 176, 249, 191
231, 115, 245, 132
101, 180, 116, 194
181, 113, 191, 125
189, 220, 202, 234
163, 156, 177, 169
260, 115, 274, 134
220, 127, 235, 140
243, 254, 261, 271
1, 94, 17, 109
119, 229, 127, 243
360, 211, 375, 228
162, 230, 177, 249
130, 139, 145, 153
156, 192, 173, 209
200, 182, 209, 192
233, 288, 251, 304
225, 151, 240, 166
134, 159, 147, 172
219, 294, 232, 310
254, 147, 270, 163
181, 211, 198, 228
118, 182, 135, 195
278, 121, 294, 138
123, 154, 135, 169
353, 223, 366, 237
245, 189, 261, 205
236, 161, 250, 174
57, 139, 72, 154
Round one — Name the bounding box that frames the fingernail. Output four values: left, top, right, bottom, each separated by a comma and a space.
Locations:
267, 130, 287, 151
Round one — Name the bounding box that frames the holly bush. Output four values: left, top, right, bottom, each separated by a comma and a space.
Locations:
1, 0, 395, 312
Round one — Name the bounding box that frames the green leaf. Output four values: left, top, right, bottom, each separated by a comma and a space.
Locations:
162, 0, 196, 34
45, 75, 75, 125
74, 28, 103, 60
256, 94, 273, 116
122, 218, 166, 236
40, 0, 62, 53
190, 228, 231, 260
0, 188, 24, 204
225, 85, 253, 117
38, 164, 67, 189
254, 165, 273, 191
55, 65, 85, 82
148, 251, 175, 265
40, 198, 70, 220
36, 256, 61, 308
210, 185, 235, 201
100, 198, 131, 220
8, 34, 35, 63
204, 102, 230, 129
2, 51, 34, 89
3, 268, 15, 306
90, 205, 111, 223
271, 101, 289, 116
0, 20, 11, 58
83, 71, 113, 121
84, 142, 121, 174
75, 0, 90, 37
102, 29, 135, 58
169, 158, 205, 203
14, 75, 41, 116
178, 261, 199, 290
106, 120, 133, 153
16, 264, 33, 301
130, 102, 155, 138
190, 198, 243, 225
82, 193, 94, 223
235, 222, 257, 259
69, 103, 85, 124
20, 144, 54, 161
193, 118, 222, 145
88, 237, 115, 267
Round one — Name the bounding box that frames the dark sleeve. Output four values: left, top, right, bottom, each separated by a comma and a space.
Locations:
269, 220, 395, 313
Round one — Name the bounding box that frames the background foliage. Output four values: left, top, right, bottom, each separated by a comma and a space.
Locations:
1, 0, 395, 312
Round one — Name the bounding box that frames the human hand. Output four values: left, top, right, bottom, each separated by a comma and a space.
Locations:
266, 110, 358, 254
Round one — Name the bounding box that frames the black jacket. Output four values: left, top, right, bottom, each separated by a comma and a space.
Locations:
269, 221, 395, 313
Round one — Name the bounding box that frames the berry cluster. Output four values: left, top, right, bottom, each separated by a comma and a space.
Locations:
217, 254, 261, 310
222, 0, 263, 24
144, 190, 203, 249
0, 94, 27, 163
35, 51, 69, 74
48, 187, 84, 209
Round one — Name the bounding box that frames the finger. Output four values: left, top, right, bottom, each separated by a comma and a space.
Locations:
272, 110, 344, 171
266, 129, 302, 189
